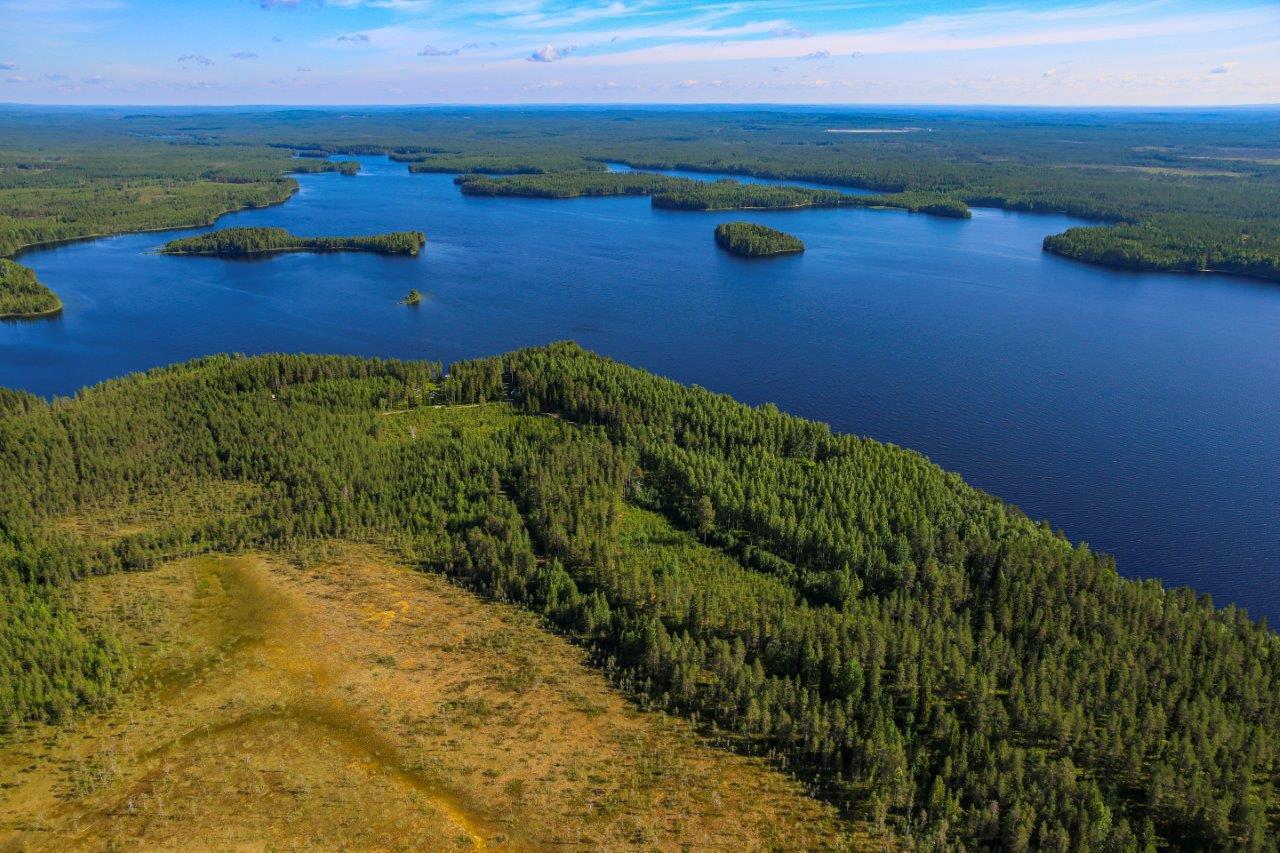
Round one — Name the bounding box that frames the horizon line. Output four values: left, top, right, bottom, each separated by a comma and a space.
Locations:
3, 101, 1279, 111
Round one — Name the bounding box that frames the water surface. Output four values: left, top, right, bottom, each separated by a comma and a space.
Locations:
4, 156, 1277, 622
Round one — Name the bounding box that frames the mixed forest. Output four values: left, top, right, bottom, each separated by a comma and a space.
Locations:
1, 344, 1276, 849
160, 226, 425, 257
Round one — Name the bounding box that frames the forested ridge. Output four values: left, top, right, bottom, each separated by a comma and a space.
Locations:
714, 222, 805, 257
1, 344, 1275, 849
160, 226, 425, 256
0, 258, 60, 318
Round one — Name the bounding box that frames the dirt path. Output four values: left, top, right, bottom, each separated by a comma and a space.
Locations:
0, 548, 858, 850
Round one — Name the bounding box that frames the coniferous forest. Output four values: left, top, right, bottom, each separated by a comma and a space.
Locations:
0, 258, 61, 318
160, 226, 425, 257
1, 344, 1275, 849
714, 221, 806, 257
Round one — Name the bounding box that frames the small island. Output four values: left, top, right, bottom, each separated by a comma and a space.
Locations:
402, 288, 422, 305
0, 258, 62, 319
160, 227, 425, 257
714, 222, 805, 258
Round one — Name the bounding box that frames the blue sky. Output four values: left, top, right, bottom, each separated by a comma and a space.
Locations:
1, 0, 1276, 105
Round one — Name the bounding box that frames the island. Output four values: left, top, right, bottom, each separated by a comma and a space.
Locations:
159, 226, 425, 257
0, 258, 62, 319
455, 172, 971, 217
714, 221, 805, 257
402, 288, 422, 305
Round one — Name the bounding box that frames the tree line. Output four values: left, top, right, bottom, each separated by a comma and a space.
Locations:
160, 226, 425, 257
0, 258, 61, 318
714, 221, 805, 257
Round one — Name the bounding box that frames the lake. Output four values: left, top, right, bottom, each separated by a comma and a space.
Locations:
4, 155, 1278, 623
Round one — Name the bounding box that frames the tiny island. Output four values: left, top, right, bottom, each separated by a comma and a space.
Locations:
402, 288, 422, 305
159, 227, 425, 257
714, 222, 805, 258
0, 258, 62, 319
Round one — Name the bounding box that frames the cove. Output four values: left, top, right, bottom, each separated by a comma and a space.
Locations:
2, 155, 1277, 623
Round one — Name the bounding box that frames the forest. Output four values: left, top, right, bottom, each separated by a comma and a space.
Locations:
399, 153, 605, 174
160, 226, 425, 257
454, 170, 971, 217
714, 222, 805, 257
0, 258, 61, 319
1, 343, 1275, 849
2, 107, 1277, 281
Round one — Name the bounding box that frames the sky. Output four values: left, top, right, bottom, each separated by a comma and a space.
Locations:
0, 0, 1277, 106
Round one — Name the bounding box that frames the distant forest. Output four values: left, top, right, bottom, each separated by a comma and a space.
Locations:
2, 107, 1278, 294
160, 226, 424, 257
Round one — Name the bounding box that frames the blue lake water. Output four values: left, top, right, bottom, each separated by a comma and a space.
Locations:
4, 155, 1278, 623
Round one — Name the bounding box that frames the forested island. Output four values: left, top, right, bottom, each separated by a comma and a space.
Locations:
455, 171, 971, 217
454, 170, 851, 209
0, 258, 61, 319
1043, 218, 1280, 279
160, 226, 425, 257
714, 221, 805, 257
1, 343, 1275, 848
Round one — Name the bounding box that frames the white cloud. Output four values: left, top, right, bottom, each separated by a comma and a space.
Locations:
799, 50, 830, 60
231, 51, 259, 60
1209, 62, 1237, 74
0, 61, 16, 71
338, 33, 371, 44
178, 54, 215, 66
418, 45, 459, 57
529, 44, 575, 62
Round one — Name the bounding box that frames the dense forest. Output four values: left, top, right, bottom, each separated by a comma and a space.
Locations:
400, 153, 605, 174
714, 222, 805, 257
2, 107, 1277, 280
0, 258, 60, 318
160, 226, 425, 257
455, 170, 971, 217
1, 344, 1275, 848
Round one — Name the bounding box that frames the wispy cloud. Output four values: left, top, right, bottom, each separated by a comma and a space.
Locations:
338, 33, 371, 44
799, 50, 830, 60
230, 51, 259, 60
178, 54, 215, 66
0, 61, 16, 71
1209, 62, 1237, 74
418, 45, 459, 57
